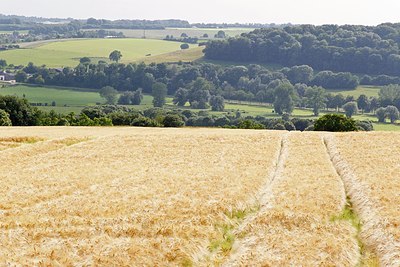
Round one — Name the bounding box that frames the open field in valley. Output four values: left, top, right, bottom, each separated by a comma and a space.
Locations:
0, 84, 155, 113
326, 86, 381, 98
87, 28, 254, 40
0, 127, 399, 265
0, 38, 200, 67
1, 83, 400, 130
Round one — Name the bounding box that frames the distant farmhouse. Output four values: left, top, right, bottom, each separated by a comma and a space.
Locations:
0, 71, 16, 83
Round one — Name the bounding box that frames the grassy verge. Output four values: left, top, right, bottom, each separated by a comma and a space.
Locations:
331, 197, 379, 265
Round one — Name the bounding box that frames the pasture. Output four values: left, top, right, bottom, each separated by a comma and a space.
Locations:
1, 84, 399, 130
0, 84, 158, 113
0, 128, 399, 265
326, 85, 381, 98
91, 27, 254, 40
0, 38, 200, 67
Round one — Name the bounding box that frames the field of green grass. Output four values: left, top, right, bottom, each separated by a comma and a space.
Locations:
327, 85, 381, 98
1, 83, 398, 130
0, 83, 170, 114
0, 38, 199, 67
85, 27, 254, 40
199, 58, 284, 70
0, 30, 29, 34
0, 84, 101, 105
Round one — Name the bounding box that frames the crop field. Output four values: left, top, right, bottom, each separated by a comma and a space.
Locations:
330, 132, 400, 265
0, 38, 199, 67
0, 127, 399, 265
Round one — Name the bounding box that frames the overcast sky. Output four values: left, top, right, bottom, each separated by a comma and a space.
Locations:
2, 0, 400, 25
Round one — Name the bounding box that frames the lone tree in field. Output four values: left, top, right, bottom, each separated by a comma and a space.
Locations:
357, 94, 370, 114
180, 43, 190, 50
99, 86, 118, 104
305, 86, 326, 116
109, 50, 122, 63
152, 82, 167, 107
385, 105, 400, 124
273, 82, 296, 115
376, 107, 387, 122
215, 30, 226, 38
210, 95, 225, 111
342, 101, 358, 118
173, 88, 189, 106
132, 88, 144, 105
189, 77, 212, 109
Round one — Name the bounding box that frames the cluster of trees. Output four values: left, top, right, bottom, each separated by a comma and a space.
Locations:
16, 61, 359, 102
9, 61, 399, 123
376, 106, 400, 123
0, 94, 375, 132
191, 23, 288, 29
0, 31, 32, 45
360, 74, 400, 86
0, 29, 124, 45
164, 35, 198, 44
84, 18, 190, 30
204, 23, 400, 76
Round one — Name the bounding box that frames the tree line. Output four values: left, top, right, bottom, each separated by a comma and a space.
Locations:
9, 60, 399, 122
204, 23, 400, 77
0, 94, 375, 132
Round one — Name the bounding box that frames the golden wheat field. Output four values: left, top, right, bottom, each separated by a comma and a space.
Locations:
0, 127, 399, 266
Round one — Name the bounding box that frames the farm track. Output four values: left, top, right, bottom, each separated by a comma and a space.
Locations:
324, 135, 400, 266
194, 133, 288, 265
222, 133, 360, 266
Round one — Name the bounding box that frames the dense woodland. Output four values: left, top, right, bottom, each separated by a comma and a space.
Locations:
205, 24, 400, 76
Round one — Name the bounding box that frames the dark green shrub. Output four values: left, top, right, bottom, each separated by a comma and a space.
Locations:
180, 43, 190, 50
284, 121, 296, 131
291, 118, 313, 131
131, 116, 161, 127
237, 119, 265, 129
356, 121, 374, 131
273, 123, 286, 130
314, 114, 357, 132
163, 114, 184, 127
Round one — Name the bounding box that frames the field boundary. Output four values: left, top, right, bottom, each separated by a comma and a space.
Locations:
324, 134, 400, 266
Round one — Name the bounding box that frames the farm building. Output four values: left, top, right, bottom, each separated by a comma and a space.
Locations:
0, 71, 16, 83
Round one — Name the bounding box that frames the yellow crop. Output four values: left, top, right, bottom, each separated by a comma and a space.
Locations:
0, 127, 398, 266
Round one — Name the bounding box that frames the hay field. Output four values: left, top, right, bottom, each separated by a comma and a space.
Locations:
223, 133, 359, 266
0, 39, 199, 67
0, 127, 282, 265
0, 127, 399, 266
329, 132, 400, 265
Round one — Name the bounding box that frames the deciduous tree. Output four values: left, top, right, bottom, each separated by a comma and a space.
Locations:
152, 82, 167, 107
109, 50, 122, 63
